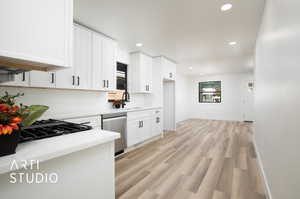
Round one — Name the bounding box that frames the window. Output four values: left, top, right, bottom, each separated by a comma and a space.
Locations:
199, 81, 221, 103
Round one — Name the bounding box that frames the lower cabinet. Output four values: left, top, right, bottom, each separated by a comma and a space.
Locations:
152, 111, 163, 137
126, 109, 163, 147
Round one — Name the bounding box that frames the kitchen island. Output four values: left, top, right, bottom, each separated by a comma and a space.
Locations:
0, 128, 119, 199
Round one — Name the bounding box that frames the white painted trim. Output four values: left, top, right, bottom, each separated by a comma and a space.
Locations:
252, 132, 273, 199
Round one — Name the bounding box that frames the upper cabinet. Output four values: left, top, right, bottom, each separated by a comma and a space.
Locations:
130, 52, 153, 93
162, 57, 177, 81
73, 25, 93, 90
30, 71, 56, 88
92, 33, 117, 91
56, 24, 92, 90
0, 72, 30, 87
0, 0, 73, 70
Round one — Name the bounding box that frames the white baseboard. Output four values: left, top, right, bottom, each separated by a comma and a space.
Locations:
252, 134, 273, 199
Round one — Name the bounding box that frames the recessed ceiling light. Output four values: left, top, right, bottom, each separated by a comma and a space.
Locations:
189, 67, 193, 70
221, 3, 233, 11
229, 41, 237, 46
136, 43, 143, 47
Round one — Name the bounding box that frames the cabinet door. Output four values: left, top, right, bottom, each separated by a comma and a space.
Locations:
30, 71, 56, 88
169, 62, 176, 80
145, 55, 153, 92
92, 33, 105, 90
152, 113, 163, 137
0, 72, 30, 87
73, 25, 93, 90
141, 117, 152, 141
0, 0, 73, 68
140, 54, 149, 92
55, 67, 75, 89
162, 58, 176, 81
103, 37, 117, 91
127, 120, 140, 147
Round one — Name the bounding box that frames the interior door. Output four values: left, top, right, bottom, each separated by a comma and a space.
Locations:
163, 81, 176, 131
243, 82, 255, 122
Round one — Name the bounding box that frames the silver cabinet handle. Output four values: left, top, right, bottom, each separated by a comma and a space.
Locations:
107, 80, 109, 88
103, 80, 106, 88
72, 75, 75, 85
156, 117, 160, 123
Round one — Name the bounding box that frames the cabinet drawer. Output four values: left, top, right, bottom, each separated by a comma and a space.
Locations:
127, 110, 152, 120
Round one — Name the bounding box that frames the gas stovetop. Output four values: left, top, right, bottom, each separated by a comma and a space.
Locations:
19, 119, 93, 143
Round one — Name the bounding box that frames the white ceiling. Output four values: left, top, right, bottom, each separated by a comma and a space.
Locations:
74, 0, 265, 76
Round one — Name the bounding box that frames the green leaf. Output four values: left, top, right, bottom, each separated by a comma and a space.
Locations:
21, 105, 49, 127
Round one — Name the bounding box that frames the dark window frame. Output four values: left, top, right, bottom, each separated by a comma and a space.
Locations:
198, 81, 222, 103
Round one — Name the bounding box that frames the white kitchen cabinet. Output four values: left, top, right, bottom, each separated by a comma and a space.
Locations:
126, 109, 162, 147
92, 33, 105, 90
127, 117, 152, 147
92, 33, 117, 91
0, 72, 30, 87
162, 57, 176, 81
127, 119, 141, 147
73, 25, 93, 90
130, 52, 153, 93
152, 110, 163, 137
0, 0, 73, 70
102, 37, 117, 91
56, 24, 92, 90
30, 71, 56, 88
55, 67, 75, 89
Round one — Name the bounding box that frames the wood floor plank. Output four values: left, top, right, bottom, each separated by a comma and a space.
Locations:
116, 120, 267, 199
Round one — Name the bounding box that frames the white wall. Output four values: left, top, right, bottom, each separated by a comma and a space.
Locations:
175, 72, 190, 123
0, 46, 146, 119
188, 73, 254, 121
255, 1, 300, 199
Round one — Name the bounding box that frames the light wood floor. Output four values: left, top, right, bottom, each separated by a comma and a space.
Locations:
116, 119, 267, 199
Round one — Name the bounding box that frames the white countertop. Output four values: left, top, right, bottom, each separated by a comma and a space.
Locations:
52, 106, 163, 120
99, 106, 163, 115
0, 128, 120, 174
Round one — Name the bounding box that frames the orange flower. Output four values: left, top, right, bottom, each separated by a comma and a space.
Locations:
2, 125, 13, 135
9, 105, 20, 113
9, 123, 19, 131
10, 117, 22, 124
0, 125, 3, 135
0, 104, 9, 112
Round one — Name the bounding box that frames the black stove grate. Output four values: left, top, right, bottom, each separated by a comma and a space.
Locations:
19, 119, 93, 143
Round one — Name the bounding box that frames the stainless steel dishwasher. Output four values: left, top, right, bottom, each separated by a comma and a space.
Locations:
101, 113, 127, 155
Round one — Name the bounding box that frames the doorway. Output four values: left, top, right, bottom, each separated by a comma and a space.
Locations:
163, 80, 176, 131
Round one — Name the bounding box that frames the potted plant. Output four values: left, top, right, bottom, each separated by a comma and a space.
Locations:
0, 92, 49, 157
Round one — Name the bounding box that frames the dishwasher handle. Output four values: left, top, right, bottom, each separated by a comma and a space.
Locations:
102, 116, 127, 122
